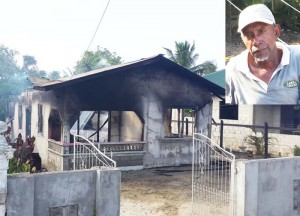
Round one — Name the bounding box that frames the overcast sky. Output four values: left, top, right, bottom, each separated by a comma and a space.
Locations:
0, 0, 225, 73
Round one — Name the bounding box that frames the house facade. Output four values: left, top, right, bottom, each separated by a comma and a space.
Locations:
9, 55, 224, 170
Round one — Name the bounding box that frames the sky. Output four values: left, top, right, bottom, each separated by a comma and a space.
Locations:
0, 0, 225, 73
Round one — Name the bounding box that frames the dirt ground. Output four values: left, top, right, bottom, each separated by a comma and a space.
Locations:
120, 166, 194, 216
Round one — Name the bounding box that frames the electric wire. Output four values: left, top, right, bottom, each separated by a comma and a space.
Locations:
281, 0, 300, 14
65, 0, 110, 77
85, 0, 111, 53
226, 0, 241, 12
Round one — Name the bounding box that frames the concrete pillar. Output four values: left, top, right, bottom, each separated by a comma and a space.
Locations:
195, 101, 212, 136
96, 168, 121, 216
0, 121, 15, 216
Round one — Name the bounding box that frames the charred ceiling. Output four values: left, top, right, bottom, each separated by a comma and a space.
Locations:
30, 55, 224, 112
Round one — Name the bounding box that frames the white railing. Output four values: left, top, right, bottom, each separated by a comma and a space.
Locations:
192, 133, 236, 216
73, 135, 116, 170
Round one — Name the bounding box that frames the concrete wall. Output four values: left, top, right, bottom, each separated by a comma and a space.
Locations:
121, 111, 143, 141
12, 90, 65, 168
142, 97, 163, 167
211, 98, 300, 156
253, 105, 281, 129
110, 111, 143, 142
145, 137, 193, 167
195, 102, 212, 136
6, 168, 120, 216
235, 157, 300, 216
212, 98, 254, 150
143, 98, 212, 167
31, 99, 50, 165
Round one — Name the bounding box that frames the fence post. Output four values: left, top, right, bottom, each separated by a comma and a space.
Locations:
0, 122, 15, 216
96, 168, 121, 216
185, 118, 188, 136
264, 122, 269, 158
220, 120, 224, 148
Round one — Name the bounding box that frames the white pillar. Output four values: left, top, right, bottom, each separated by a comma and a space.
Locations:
0, 121, 15, 216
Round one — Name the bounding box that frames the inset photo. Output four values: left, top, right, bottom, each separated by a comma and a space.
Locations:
225, 1, 300, 105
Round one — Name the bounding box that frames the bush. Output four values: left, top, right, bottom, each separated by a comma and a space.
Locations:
8, 158, 31, 174
243, 130, 277, 156
293, 145, 300, 156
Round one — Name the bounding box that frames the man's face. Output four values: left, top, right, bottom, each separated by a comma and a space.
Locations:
241, 22, 280, 62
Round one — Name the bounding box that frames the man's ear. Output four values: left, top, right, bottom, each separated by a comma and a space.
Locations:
274, 24, 281, 38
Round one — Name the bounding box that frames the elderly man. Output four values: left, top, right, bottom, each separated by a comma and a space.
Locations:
226, 4, 300, 104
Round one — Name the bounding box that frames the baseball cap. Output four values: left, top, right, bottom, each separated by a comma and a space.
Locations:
238, 4, 276, 32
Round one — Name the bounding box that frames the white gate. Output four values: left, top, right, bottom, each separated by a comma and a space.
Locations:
192, 133, 236, 216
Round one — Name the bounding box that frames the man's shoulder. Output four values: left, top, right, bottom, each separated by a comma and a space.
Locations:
286, 44, 300, 55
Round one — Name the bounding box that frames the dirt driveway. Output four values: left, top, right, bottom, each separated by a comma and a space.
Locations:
120, 165, 193, 216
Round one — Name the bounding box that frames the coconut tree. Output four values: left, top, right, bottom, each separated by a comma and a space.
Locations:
164, 41, 217, 75
163, 40, 199, 69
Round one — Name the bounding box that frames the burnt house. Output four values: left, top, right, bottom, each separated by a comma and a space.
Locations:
10, 54, 224, 170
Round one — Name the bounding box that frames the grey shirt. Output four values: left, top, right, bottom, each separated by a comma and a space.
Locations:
226, 43, 300, 105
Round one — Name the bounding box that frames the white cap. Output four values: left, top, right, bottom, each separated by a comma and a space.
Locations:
238, 4, 275, 32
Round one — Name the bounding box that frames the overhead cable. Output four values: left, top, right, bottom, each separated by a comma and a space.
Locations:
281, 0, 300, 14
86, 0, 111, 52
226, 0, 241, 12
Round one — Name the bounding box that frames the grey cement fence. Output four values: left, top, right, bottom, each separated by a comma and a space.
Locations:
235, 157, 300, 216
6, 168, 120, 216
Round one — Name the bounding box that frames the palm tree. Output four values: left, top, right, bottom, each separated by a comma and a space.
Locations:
164, 41, 217, 75
163, 40, 199, 69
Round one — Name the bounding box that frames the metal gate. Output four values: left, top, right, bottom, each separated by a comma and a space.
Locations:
192, 133, 236, 216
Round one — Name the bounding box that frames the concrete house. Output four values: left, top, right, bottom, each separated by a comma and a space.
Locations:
9, 54, 224, 171
204, 69, 300, 157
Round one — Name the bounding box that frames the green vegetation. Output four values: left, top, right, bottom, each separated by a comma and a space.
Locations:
8, 158, 31, 174
243, 131, 277, 155
5, 128, 36, 174
163, 40, 217, 76
74, 46, 123, 74
293, 145, 300, 156
0, 44, 124, 121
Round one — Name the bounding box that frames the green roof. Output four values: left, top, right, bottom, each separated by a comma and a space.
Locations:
203, 69, 225, 89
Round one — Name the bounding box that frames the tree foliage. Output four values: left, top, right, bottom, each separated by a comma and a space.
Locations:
0, 45, 29, 120
0, 44, 66, 120
190, 60, 218, 76
49, 71, 61, 80
163, 40, 199, 69
0, 44, 124, 119
243, 130, 277, 155
22, 55, 50, 78
0, 46, 20, 80
74, 47, 123, 74
163, 41, 217, 75
22, 55, 37, 71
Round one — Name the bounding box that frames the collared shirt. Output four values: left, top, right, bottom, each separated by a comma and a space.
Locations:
226, 42, 300, 104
